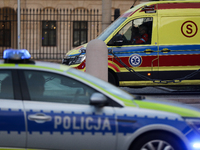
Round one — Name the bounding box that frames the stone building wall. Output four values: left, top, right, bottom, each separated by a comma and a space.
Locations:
0, 0, 147, 60
0, 0, 142, 15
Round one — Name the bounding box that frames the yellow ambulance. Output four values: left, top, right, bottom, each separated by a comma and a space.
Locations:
62, 0, 200, 87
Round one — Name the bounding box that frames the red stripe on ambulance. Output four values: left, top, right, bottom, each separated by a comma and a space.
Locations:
157, 3, 200, 9
108, 62, 120, 72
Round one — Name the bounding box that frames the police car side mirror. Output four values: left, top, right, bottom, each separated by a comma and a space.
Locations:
90, 93, 108, 107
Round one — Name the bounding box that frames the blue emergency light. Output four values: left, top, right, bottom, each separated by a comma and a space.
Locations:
3, 49, 31, 60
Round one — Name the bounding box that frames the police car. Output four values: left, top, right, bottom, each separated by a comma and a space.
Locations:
1, 49, 200, 150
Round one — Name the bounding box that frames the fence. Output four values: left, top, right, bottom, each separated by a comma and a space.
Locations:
0, 8, 104, 61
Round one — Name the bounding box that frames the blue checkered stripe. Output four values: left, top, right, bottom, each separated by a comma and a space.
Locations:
0, 108, 26, 134
0, 108, 195, 137
27, 110, 116, 135
117, 114, 192, 135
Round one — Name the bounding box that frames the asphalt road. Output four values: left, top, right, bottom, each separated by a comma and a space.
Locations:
121, 86, 200, 109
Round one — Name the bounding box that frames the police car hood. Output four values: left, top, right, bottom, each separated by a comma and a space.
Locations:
134, 97, 200, 118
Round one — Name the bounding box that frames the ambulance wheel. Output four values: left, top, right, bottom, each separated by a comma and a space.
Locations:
108, 71, 118, 86
130, 132, 186, 150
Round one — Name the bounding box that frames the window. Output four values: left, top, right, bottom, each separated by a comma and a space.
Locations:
0, 71, 13, 99
108, 17, 153, 45
42, 21, 56, 46
73, 21, 87, 47
0, 21, 11, 47
24, 71, 97, 104
69, 68, 134, 100
97, 18, 126, 41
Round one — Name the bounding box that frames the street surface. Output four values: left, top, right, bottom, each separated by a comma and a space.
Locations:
121, 86, 200, 109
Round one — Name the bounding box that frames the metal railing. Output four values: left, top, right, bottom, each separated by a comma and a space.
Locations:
0, 8, 102, 61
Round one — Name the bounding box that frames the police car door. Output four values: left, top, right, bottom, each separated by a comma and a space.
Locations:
0, 70, 26, 148
21, 70, 116, 150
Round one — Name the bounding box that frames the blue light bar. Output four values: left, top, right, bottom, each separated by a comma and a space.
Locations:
3, 49, 31, 60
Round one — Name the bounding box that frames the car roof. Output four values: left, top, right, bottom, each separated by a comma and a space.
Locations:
122, 0, 200, 18
0, 59, 71, 73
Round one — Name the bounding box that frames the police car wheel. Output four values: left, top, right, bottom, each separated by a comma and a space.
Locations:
130, 132, 185, 150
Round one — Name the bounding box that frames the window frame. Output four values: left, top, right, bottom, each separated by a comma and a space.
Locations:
108, 17, 153, 46
73, 21, 88, 47
42, 21, 57, 46
21, 70, 98, 105
0, 21, 11, 47
0, 69, 21, 100
16, 69, 122, 107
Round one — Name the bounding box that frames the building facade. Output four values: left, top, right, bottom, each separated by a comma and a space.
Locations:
0, 0, 143, 60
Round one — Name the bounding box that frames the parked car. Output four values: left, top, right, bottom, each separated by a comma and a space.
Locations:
1, 49, 200, 150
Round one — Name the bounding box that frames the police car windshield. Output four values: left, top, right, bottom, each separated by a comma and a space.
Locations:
97, 17, 127, 41
68, 68, 134, 100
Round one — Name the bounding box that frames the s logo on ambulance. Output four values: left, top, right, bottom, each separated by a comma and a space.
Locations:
181, 21, 198, 38
129, 54, 142, 67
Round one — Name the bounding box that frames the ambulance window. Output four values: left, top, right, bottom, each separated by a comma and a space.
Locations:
24, 71, 98, 105
108, 17, 153, 46
97, 17, 126, 41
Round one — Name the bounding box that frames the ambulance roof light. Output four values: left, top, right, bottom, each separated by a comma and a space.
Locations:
141, 5, 156, 13
3, 49, 31, 60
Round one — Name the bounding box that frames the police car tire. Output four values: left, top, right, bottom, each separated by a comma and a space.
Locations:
130, 132, 186, 150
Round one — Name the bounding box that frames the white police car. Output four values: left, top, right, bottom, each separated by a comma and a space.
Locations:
1, 49, 200, 150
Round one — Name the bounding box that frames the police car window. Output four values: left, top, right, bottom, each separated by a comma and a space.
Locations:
68, 68, 134, 100
0, 71, 14, 99
109, 17, 153, 45
24, 71, 97, 104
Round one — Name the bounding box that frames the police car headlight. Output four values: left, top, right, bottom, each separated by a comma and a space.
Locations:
193, 143, 200, 149
186, 118, 200, 133
185, 118, 200, 149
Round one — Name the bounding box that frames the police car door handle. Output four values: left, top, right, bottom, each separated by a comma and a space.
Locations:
161, 48, 171, 53
28, 113, 52, 122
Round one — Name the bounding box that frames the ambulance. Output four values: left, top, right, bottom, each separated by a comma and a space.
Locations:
62, 0, 200, 87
